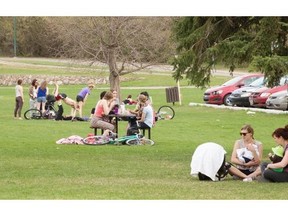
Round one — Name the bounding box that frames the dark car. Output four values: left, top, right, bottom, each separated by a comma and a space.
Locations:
229, 76, 266, 107
203, 73, 263, 106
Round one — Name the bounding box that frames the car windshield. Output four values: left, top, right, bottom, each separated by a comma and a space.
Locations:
222, 76, 244, 86
280, 76, 288, 85
249, 77, 265, 87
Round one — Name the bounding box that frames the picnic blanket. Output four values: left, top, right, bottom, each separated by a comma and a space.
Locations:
56, 135, 84, 145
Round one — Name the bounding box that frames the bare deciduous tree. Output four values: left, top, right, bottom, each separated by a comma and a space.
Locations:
54, 17, 175, 96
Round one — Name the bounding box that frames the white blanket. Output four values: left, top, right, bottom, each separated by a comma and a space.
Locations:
190, 142, 227, 181
236, 144, 259, 162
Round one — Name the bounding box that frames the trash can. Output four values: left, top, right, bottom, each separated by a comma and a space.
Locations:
165, 87, 179, 105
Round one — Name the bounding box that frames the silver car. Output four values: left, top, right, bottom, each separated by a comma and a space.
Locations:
266, 90, 288, 111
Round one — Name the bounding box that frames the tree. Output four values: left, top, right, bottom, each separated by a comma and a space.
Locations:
16, 17, 56, 57
53, 17, 175, 97
0, 17, 65, 57
0, 17, 14, 56
171, 17, 288, 88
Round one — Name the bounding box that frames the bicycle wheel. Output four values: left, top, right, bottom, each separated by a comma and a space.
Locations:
157, 105, 175, 120
43, 109, 58, 119
50, 105, 58, 119
126, 138, 154, 146
24, 109, 42, 120
82, 135, 110, 145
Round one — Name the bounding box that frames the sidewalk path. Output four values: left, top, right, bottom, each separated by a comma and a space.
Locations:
189, 102, 288, 115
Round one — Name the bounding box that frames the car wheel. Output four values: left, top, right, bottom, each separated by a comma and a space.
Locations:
223, 94, 232, 106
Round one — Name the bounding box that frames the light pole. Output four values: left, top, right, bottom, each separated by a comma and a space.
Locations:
13, 17, 17, 57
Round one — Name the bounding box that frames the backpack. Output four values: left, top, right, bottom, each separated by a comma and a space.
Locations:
127, 126, 140, 136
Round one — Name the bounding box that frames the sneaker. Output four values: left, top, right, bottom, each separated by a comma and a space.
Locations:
243, 177, 253, 182
18, 117, 23, 120
109, 131, 117, 139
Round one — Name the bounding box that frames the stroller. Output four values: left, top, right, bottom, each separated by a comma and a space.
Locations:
43, 94, 58, 119
190, 142, 230, 181
24, 94, 58, 120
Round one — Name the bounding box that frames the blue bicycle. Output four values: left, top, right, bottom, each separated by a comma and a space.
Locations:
82, 133, 154, 146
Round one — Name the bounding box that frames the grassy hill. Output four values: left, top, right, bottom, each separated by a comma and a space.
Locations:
0, 57, 287, 200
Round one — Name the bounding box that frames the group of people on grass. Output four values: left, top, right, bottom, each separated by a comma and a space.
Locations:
14, 78, 94, 120
90, 90, 154, 137
14, 78, 150, 133
15, 79, 288, 183
192, 124, 288, 183
227, 124, 288, 182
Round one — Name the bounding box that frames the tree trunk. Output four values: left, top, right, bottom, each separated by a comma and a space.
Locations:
107, 48, 121, 101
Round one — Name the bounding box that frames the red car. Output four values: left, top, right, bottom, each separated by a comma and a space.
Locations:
203, 74, 263, 106
249, 84, 288, 108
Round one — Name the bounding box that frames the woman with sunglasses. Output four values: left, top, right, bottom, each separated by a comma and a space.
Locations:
228, 124, 263, 180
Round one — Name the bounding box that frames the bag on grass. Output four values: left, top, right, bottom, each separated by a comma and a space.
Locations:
127, 126, 139, 136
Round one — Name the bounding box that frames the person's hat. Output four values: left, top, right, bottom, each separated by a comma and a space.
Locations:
272, 145, 284, 157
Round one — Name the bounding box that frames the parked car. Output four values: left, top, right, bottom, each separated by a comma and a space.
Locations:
266, 90, 288, 111
229, 76, 266, 107
249, 76, 288, 108
203, 74, 263, 106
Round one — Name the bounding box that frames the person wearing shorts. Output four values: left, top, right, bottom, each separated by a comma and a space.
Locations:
37, 80, 49, 114
76, 83, 94, 117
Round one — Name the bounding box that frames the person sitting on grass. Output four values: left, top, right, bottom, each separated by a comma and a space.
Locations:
242, 145, 284, 182
122, 95, 137, 105
259, 125, 288, 182
227, 124, 263, 180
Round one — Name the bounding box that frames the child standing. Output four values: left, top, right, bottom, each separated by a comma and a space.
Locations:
14, 79, 24, 120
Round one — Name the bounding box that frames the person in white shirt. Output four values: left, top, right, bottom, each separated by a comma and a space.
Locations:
137, 94, 154, 129
28, 79, 38, 109
14, 79, 24, 120
229, 124, 263, 180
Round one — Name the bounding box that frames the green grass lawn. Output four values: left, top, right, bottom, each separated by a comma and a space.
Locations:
0, 58, 287, 199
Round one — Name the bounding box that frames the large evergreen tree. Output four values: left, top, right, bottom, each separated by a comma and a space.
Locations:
171, 17, 288, 87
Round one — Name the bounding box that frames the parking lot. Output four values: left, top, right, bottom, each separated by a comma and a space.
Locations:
189, 102, 288, 115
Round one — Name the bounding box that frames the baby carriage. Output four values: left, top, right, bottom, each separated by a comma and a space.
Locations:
43, 95, 58, 119
190, 142, 230, 181
24, 94, 58, 120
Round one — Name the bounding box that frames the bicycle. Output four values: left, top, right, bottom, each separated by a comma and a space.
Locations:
82, 132, 154, 146
155, 105, 175, 120
24, 96, 58, 120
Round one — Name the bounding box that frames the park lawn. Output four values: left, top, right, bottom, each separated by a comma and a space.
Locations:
0, 59, 287, 199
